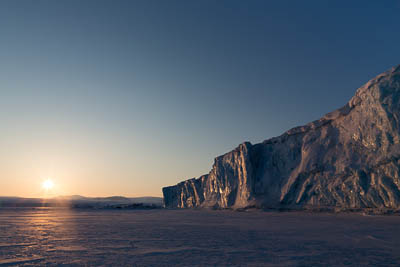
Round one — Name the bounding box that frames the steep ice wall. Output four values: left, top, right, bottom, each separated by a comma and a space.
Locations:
163, 65, 400, 210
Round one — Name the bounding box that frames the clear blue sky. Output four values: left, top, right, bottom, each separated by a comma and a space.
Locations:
0, 0, 399, 197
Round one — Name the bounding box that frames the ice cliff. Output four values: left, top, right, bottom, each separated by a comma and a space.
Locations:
163, 65, 400, 210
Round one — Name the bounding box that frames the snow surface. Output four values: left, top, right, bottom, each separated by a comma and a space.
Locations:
0, 208, 399, 266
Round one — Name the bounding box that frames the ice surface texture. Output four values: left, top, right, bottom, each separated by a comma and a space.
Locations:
163, 65, 400, 209
0, 208, 399, 266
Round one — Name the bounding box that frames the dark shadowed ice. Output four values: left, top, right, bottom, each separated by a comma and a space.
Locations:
0, 208, 399, 266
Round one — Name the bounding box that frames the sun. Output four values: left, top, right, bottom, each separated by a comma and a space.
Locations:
42, 179, 54, 191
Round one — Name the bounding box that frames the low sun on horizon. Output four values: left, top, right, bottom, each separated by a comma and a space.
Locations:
42, 179, 55, 191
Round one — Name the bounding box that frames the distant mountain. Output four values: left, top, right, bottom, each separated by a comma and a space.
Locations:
0, 196, 163, 208
163, 65, 400, 211
55, 195, 88, 200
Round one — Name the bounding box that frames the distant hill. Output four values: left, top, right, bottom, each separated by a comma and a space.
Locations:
0, 196, 163, 208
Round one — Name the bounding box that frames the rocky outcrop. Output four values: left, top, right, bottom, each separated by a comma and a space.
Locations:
163, 65, 400, 210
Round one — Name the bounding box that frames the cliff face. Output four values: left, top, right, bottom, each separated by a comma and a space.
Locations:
163, 65, 400, 209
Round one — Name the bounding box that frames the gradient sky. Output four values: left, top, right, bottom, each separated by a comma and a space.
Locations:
0, 0, 399, 198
